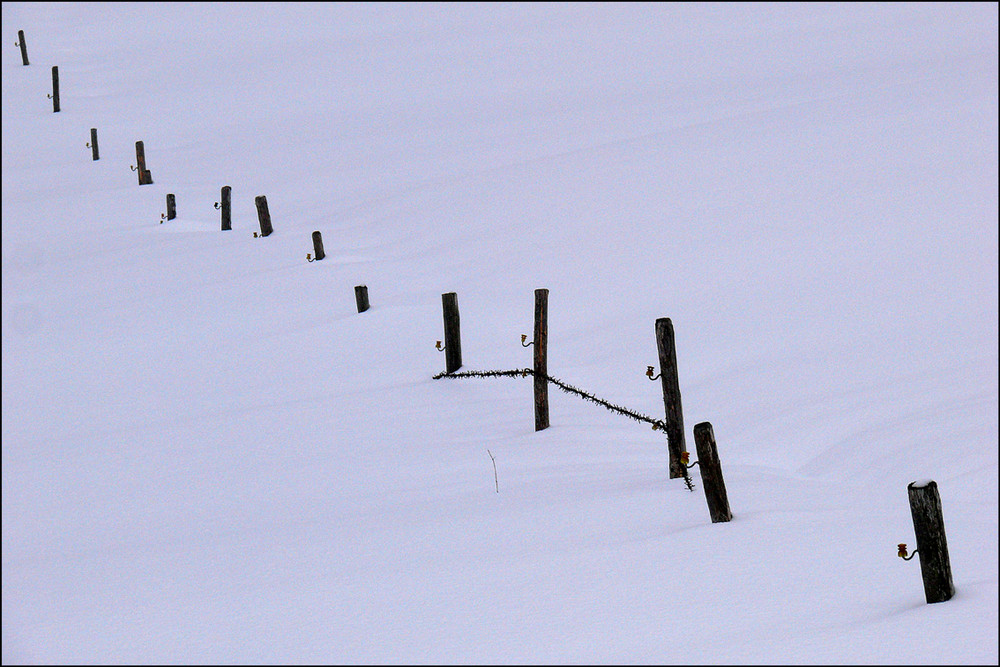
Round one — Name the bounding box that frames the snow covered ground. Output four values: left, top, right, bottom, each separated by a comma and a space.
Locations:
2, 2, 997, 663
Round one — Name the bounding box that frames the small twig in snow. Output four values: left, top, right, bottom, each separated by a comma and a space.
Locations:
487, 449, 498, 493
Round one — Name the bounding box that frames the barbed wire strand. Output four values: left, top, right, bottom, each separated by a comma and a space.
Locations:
432, 367, 696, 490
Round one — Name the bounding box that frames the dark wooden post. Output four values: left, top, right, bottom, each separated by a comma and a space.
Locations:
135, 141, 152, 185
51, 66, 60, 112
89, 128, 99, 160
17, 30, 29, 66
355, 285, 369, 313
311, 231, 325, 260
254, 195, 273, 237
907, 480, 955, 603
655, 318, 686, 478
220, 186, 232, 231
692, 422, 732, 523
166, 194, 176, 220
533, 288, 549, 431
441, 292, 462, 374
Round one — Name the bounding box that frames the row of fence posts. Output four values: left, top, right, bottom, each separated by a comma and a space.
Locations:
18, 27, 395, 318
437, 288, 732, 524
437, 289, 953, 602
17, 26, 953, 605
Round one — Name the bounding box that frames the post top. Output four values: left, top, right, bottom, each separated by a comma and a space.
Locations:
909, 479, 936, 489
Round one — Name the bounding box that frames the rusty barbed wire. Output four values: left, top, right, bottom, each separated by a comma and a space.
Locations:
433, 367, 696, 491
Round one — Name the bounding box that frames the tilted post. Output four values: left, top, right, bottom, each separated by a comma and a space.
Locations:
220, 186, 232, 231
89, 128, 99, 160
254, 195, 273, 237
51, 66, 60, 112
311, 231, 325, 260
692, 422, 732, 523
17, 30, 29, 66
166, 194, 176, 220
907, 480, 955, 603
355, 285, 369, 313
533, 288, 549, 431
655, 317, 686, 478
441, 292, 462, 374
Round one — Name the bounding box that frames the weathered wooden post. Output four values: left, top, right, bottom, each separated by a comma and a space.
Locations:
355, 285, 370, 313
533, 288, 549, 431
219, 186, 232, 231
441, 292, 462, 374
692, 422, 732, 523
906, 480, 955, 603
655, 317, 686, 478
311, 231, 325, 260
166, 194, 176, 220
50, 66, 60, 112
89, 128, 99, 160
134, 141, 152, 185
17, 30, 29, 66
254, 195, 273, 237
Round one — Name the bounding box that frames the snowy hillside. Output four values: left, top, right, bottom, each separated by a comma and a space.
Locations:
2, 2, 997, 663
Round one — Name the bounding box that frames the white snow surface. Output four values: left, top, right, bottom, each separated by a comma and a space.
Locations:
2, 2, 997, 664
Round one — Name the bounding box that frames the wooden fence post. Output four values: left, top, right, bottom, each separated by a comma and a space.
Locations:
51, 66, 59, 112
219, 186, 232, 231
355, 285, 369, 313
89, 128, 99, 160
135, 141, 152, 185
17, 30, 29, 66
655, 317, 686, 478
533, 288, 549, 431
166, 194, 176, 220
441, 292, 462, 374
254, 195, 273, 237
311, 231, 325, 260
907, 480, 955, 603
692, 422, 732, 523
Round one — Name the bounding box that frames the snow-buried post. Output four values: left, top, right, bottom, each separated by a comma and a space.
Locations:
355, 285, 370, 313
907, 480, 955, 604
51, 66, 60, 112
165, 194, 176, 220
692, 422, 732, 523
220, 186, 232, 231
17, 30, 29, 66
311, 231, 325, 260
441, 292, 462, 374
254, 195, 273, 237
533, 288, 550, 431
135, 141, 152, 185
89, 128, 99, 161
655, 318, 686, 478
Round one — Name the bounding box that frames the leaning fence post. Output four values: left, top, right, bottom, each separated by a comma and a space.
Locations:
254, 195, 273, 237
135, 141, 152, 185
17, 30, 29, 66
906, 480, 955, 603
355, 285, 369, 313
219, 186, 232, 231
89, 128, 99, 160
533, 288, 550, 431
50, 66, 60, 112
311, 231, 325, 260
166, 194, 176, 220
441, 292, 462, 374
655, 317, 687, 478
692, 422, 732, 523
